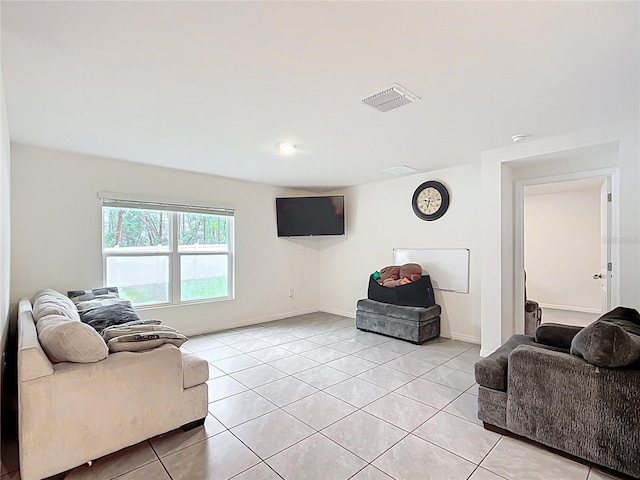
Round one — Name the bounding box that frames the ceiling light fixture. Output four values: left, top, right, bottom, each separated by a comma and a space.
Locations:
512, 134, 528, 143
279, 142, 297, 154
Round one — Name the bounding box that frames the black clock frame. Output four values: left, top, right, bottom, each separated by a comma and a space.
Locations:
412, 181, 450, 221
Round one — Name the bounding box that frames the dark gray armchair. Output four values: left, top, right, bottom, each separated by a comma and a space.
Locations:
475, 310, 640, 478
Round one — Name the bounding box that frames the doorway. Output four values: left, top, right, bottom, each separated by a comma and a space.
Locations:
518, 171, 616, 330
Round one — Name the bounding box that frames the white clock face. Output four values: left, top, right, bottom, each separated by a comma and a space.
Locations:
417, 187, 442, 215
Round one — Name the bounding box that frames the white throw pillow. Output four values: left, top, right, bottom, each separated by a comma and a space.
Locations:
36, 313, 108, 363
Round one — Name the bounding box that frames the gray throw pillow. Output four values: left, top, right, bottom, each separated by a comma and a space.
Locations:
570, 307, 640, 367
79, 302, 141, 333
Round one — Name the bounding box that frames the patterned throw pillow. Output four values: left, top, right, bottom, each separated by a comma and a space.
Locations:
108, 331, 187, 353
67, 287, 121, 310
67, 287, 141, 333
102, 323, 176, 342
101, 318, 162, 340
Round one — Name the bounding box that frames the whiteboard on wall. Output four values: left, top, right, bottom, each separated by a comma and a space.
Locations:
393, 248, 470, 293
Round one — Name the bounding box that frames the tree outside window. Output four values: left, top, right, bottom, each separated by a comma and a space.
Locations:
102, 206, 233, 306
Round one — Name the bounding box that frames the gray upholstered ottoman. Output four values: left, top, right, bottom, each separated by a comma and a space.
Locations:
355, 299, 441, 344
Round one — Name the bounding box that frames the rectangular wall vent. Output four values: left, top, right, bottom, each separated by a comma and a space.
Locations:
382, 165, 418, 176
361, 83, 421, 113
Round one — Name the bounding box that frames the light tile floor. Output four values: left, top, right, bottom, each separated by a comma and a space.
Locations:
0, 312, 628, 480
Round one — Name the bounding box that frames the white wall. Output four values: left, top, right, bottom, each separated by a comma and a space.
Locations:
481, 121, 640, 354
10, 145, 320, 335
1, 77, 12, 417
524, 187, 601, 312
319, 163, 482, 344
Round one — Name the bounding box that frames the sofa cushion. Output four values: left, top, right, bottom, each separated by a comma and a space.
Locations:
36, 313, 108, 363
356, 298, 441, 322
570, 307, 640, 367
535, 323, 584, 351
108, 331, 187, 353
33, 289, 80, 323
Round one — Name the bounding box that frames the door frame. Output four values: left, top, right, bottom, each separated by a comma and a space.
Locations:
513, 167, 619, 334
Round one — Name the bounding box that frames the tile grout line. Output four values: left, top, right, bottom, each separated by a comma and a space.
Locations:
208, 348, 421, 473
101, 442, 159, 480
206, 329, 475, 432
197, 318, 484, 479
468, 436, 510, 480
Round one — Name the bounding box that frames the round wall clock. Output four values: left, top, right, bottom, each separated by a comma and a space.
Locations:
412, 181, 450, 221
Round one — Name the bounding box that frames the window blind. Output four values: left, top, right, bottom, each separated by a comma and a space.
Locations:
98, 192, 234, 217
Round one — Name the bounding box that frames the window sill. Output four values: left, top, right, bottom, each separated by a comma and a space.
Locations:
134, 295, 234, 311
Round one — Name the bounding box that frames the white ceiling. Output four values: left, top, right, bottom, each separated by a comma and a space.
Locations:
2, 1, 638, 191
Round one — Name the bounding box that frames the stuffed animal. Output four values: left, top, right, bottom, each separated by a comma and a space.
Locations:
378, 265, 400, 284
399, 263, 422, 282
382, 277, 401, 288
377, 263, 423, 288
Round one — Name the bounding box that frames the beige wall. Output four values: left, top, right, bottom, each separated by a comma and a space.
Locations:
319, 163, 481, 344
8, 123, 639, 354
1, 78, 12, 414
524, 187, 601, 312
10, 145, 320, 335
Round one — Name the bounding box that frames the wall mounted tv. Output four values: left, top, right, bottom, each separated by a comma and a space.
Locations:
276, 196, 345, 237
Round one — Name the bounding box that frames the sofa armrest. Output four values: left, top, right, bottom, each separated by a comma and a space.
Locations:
507, 344, 640, 477
474, 334, 539, 391
18, 298, 54, 381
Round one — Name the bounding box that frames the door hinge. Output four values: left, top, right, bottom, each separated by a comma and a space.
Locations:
607, 193, 612, 202
607, 262, 612, 272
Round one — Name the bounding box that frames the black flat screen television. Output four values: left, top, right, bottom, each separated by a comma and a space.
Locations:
276, 196, 345, 237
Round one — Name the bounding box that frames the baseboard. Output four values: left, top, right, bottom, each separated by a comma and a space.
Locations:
539, 303, 600, 314
181, 307, 320, 336
449, 332, 481, 345
321, 307, 356, 319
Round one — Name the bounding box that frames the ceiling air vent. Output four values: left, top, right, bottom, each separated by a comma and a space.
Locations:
382, 165, 418, 176
361, 83, 421, 113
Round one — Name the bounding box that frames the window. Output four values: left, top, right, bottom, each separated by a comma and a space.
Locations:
100, 195, 234, 307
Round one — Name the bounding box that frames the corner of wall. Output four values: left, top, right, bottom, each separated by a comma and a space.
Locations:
0, 74, 15, 440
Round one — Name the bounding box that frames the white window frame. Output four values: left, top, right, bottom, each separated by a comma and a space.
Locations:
99, 192, 235, 307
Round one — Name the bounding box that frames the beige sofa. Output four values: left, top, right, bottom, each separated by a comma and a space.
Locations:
17, 295, 209, 480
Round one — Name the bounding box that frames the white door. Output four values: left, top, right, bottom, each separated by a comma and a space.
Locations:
598, 177, 611, 312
